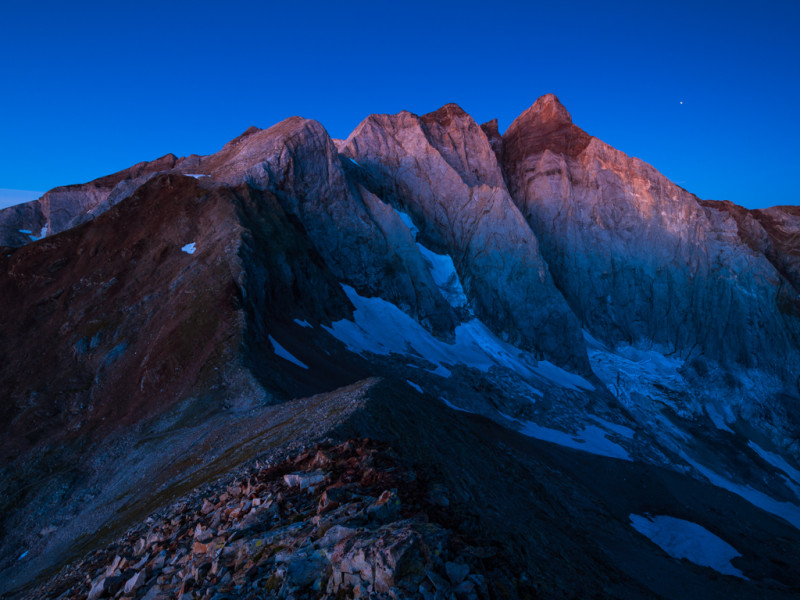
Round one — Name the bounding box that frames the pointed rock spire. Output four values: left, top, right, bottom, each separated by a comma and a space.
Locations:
524, 93, 574, 127
503, 94, 591, 160
420, 103, 470, 128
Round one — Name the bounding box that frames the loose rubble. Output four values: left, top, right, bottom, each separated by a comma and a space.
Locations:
26, 439, 513, 599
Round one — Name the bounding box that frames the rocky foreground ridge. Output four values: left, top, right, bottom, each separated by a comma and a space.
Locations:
28, 439, 509, 600
2, 95, 800, 599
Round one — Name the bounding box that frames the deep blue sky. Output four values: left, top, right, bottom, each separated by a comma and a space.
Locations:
1, 0, 797, 208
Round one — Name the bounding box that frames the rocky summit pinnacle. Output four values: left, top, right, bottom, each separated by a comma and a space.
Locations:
503, 93, 592, 159
2, 95, 800, 600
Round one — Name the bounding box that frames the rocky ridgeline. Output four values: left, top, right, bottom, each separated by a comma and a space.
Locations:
26, 440, 513, 600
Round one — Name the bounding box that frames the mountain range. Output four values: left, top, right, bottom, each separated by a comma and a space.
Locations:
1, 94, 799, 599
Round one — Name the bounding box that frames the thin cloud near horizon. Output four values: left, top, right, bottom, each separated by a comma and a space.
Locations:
0, 189, 43, 210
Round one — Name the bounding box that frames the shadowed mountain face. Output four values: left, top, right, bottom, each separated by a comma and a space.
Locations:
2, 96, 800, 599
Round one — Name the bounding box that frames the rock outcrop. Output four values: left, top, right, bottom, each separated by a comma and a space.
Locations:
340, 104, 589, 371
26, 439, 507, 600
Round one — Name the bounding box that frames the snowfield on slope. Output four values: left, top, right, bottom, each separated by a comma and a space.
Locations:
323, 285, 593, 392
586, 331, 800, 530
629, 514, 746, 578
499, 411, 633, 461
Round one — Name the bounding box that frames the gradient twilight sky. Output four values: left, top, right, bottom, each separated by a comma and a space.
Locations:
0, 1, 797, 209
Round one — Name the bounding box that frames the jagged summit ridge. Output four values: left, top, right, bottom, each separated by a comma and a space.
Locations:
2, 94, 800, 599
340, 103, 590, 371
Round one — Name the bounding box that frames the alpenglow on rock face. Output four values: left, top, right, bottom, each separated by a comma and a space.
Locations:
2, 95, 800, 600
502, 94, 800, 379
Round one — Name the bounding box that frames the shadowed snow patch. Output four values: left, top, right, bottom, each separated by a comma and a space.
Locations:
19, 225, 48, 241
629, 514, 746, 579
406, 380, 423, 393
393, 208, 468, 309
748, 442, 800, 499
268, 335, 309, 369
323, 285, 592, 392
416, 243, 468, 308
394, 209, 419, 237
680, 451, 800, 530
440, 396, 474, 414
705, 404, 735, 433
499, 411, 632, 461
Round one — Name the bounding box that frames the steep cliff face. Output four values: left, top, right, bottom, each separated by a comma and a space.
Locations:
702, 200, 800, 316
340, 104, 589, 372
197, 117, 459, 338
502, 94, 800, 381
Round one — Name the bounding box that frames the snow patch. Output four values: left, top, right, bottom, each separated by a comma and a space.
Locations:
588, 416, 635, 439
499, 411, 631, 461
586, 334, 686, 407
185, 173, 208, 179
415, 243, 468, 308
181, 242, 197, 255
523, 422, 631, 461
705, 404, 735, 433
293, 319, 313, 329
629, 514, 746, 579
681, 451, 800, 530
406, 380, 423, 394
268, 335, 309, 369
748, 442, 800, 489
440, 396, 474, 414
393, 209, 419, 237
322, 285, 593, 392
19, 225, 48, 241
392, 207, 468, 308
428, 365, 452, 378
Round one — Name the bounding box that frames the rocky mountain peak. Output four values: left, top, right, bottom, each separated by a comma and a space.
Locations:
527, 93, 574, 125
419, 102, 470, 128
221, 125, 262, 149
503, 93, 592, 159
